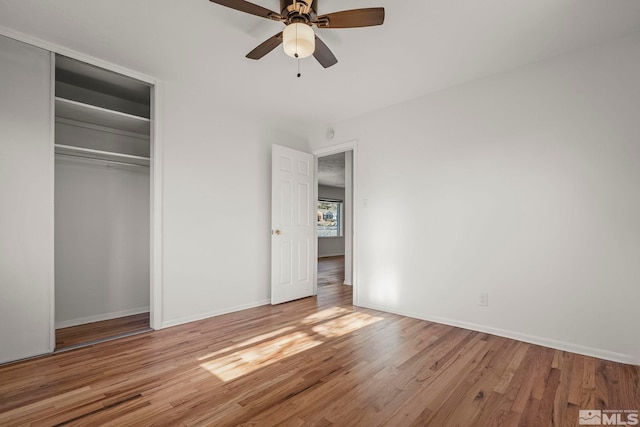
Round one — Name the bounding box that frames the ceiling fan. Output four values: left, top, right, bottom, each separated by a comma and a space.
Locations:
208, 0, 385, 68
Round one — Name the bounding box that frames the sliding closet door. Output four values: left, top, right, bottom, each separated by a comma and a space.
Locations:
0, 35, 53, 363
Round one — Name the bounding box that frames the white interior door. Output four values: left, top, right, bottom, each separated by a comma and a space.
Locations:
271, 144, 315, 305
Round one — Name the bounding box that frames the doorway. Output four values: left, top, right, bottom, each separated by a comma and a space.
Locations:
316, 146, 355, 300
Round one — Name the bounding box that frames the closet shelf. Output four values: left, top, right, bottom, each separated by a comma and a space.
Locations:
55, 97, 150, 136
55, 144, 150, 167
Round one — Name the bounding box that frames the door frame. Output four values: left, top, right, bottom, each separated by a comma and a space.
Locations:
50, 54, 163, 340
0, 27, 165, 350
313, 140, 358, 305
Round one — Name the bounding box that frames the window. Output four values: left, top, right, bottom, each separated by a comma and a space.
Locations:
317, 200, 342, 237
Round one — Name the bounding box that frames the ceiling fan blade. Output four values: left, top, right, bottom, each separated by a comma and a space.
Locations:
313, 35, 337, 68
209, 0, 282, 20
246, 32, 283, 60
315, 8, 385, 28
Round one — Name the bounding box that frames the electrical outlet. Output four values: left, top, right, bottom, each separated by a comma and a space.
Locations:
479, 293, 489, 306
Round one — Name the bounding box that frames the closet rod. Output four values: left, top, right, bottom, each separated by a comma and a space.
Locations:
55, 153, 150, 169
55, 144, 150, 167
55, 144, 150, 162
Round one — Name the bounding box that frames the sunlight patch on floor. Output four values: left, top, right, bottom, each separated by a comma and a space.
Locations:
199, 310, 383, 382
197, 326, 296, 361
302, 306, 350, 324
312, 312, 383, 338
200, 331, 322, 381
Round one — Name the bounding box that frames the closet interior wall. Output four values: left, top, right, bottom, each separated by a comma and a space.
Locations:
54, 55, 152, 331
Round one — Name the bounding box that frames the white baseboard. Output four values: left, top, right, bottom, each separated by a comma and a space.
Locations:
161, 299, 271, 329
356, 301, 638, 366
55, 307, 150, 329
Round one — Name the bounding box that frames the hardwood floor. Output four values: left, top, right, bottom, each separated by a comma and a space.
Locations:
318, 255, 345, 286
55, 313, 151, 349
1, 284, 638, 426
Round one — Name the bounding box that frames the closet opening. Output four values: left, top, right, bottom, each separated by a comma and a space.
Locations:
54, 55, 153, 350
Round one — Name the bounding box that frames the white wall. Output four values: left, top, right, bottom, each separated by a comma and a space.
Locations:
55, 157, 150, 328
160, 84, 309, 327
311, 33, 640, 364
0, 35, 53, 363
318, 185, 346, 257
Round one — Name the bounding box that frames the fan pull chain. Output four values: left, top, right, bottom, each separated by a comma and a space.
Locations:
295, 24, 301, 77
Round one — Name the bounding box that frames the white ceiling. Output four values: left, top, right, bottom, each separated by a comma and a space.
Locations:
1, 0, 640, 136
318, 152, 345, 188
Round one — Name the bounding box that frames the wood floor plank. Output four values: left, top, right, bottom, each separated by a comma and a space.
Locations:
0, 258, 638, 426
553, 351, 574, 427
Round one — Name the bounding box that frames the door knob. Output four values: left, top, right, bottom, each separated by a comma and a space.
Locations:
274, 229, 282, 235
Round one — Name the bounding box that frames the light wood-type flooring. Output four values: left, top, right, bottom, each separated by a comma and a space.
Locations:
56, 312, 151, 350
1, 282, 638, 425
317, 255, 345, 287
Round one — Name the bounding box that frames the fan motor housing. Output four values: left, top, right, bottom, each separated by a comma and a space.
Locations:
280, 0, 317, 23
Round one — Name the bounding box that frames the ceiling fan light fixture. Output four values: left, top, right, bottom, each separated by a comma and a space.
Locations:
283, 23, 315, 59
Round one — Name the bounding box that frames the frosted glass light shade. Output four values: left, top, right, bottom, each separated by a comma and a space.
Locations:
283, 23, 315, 59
